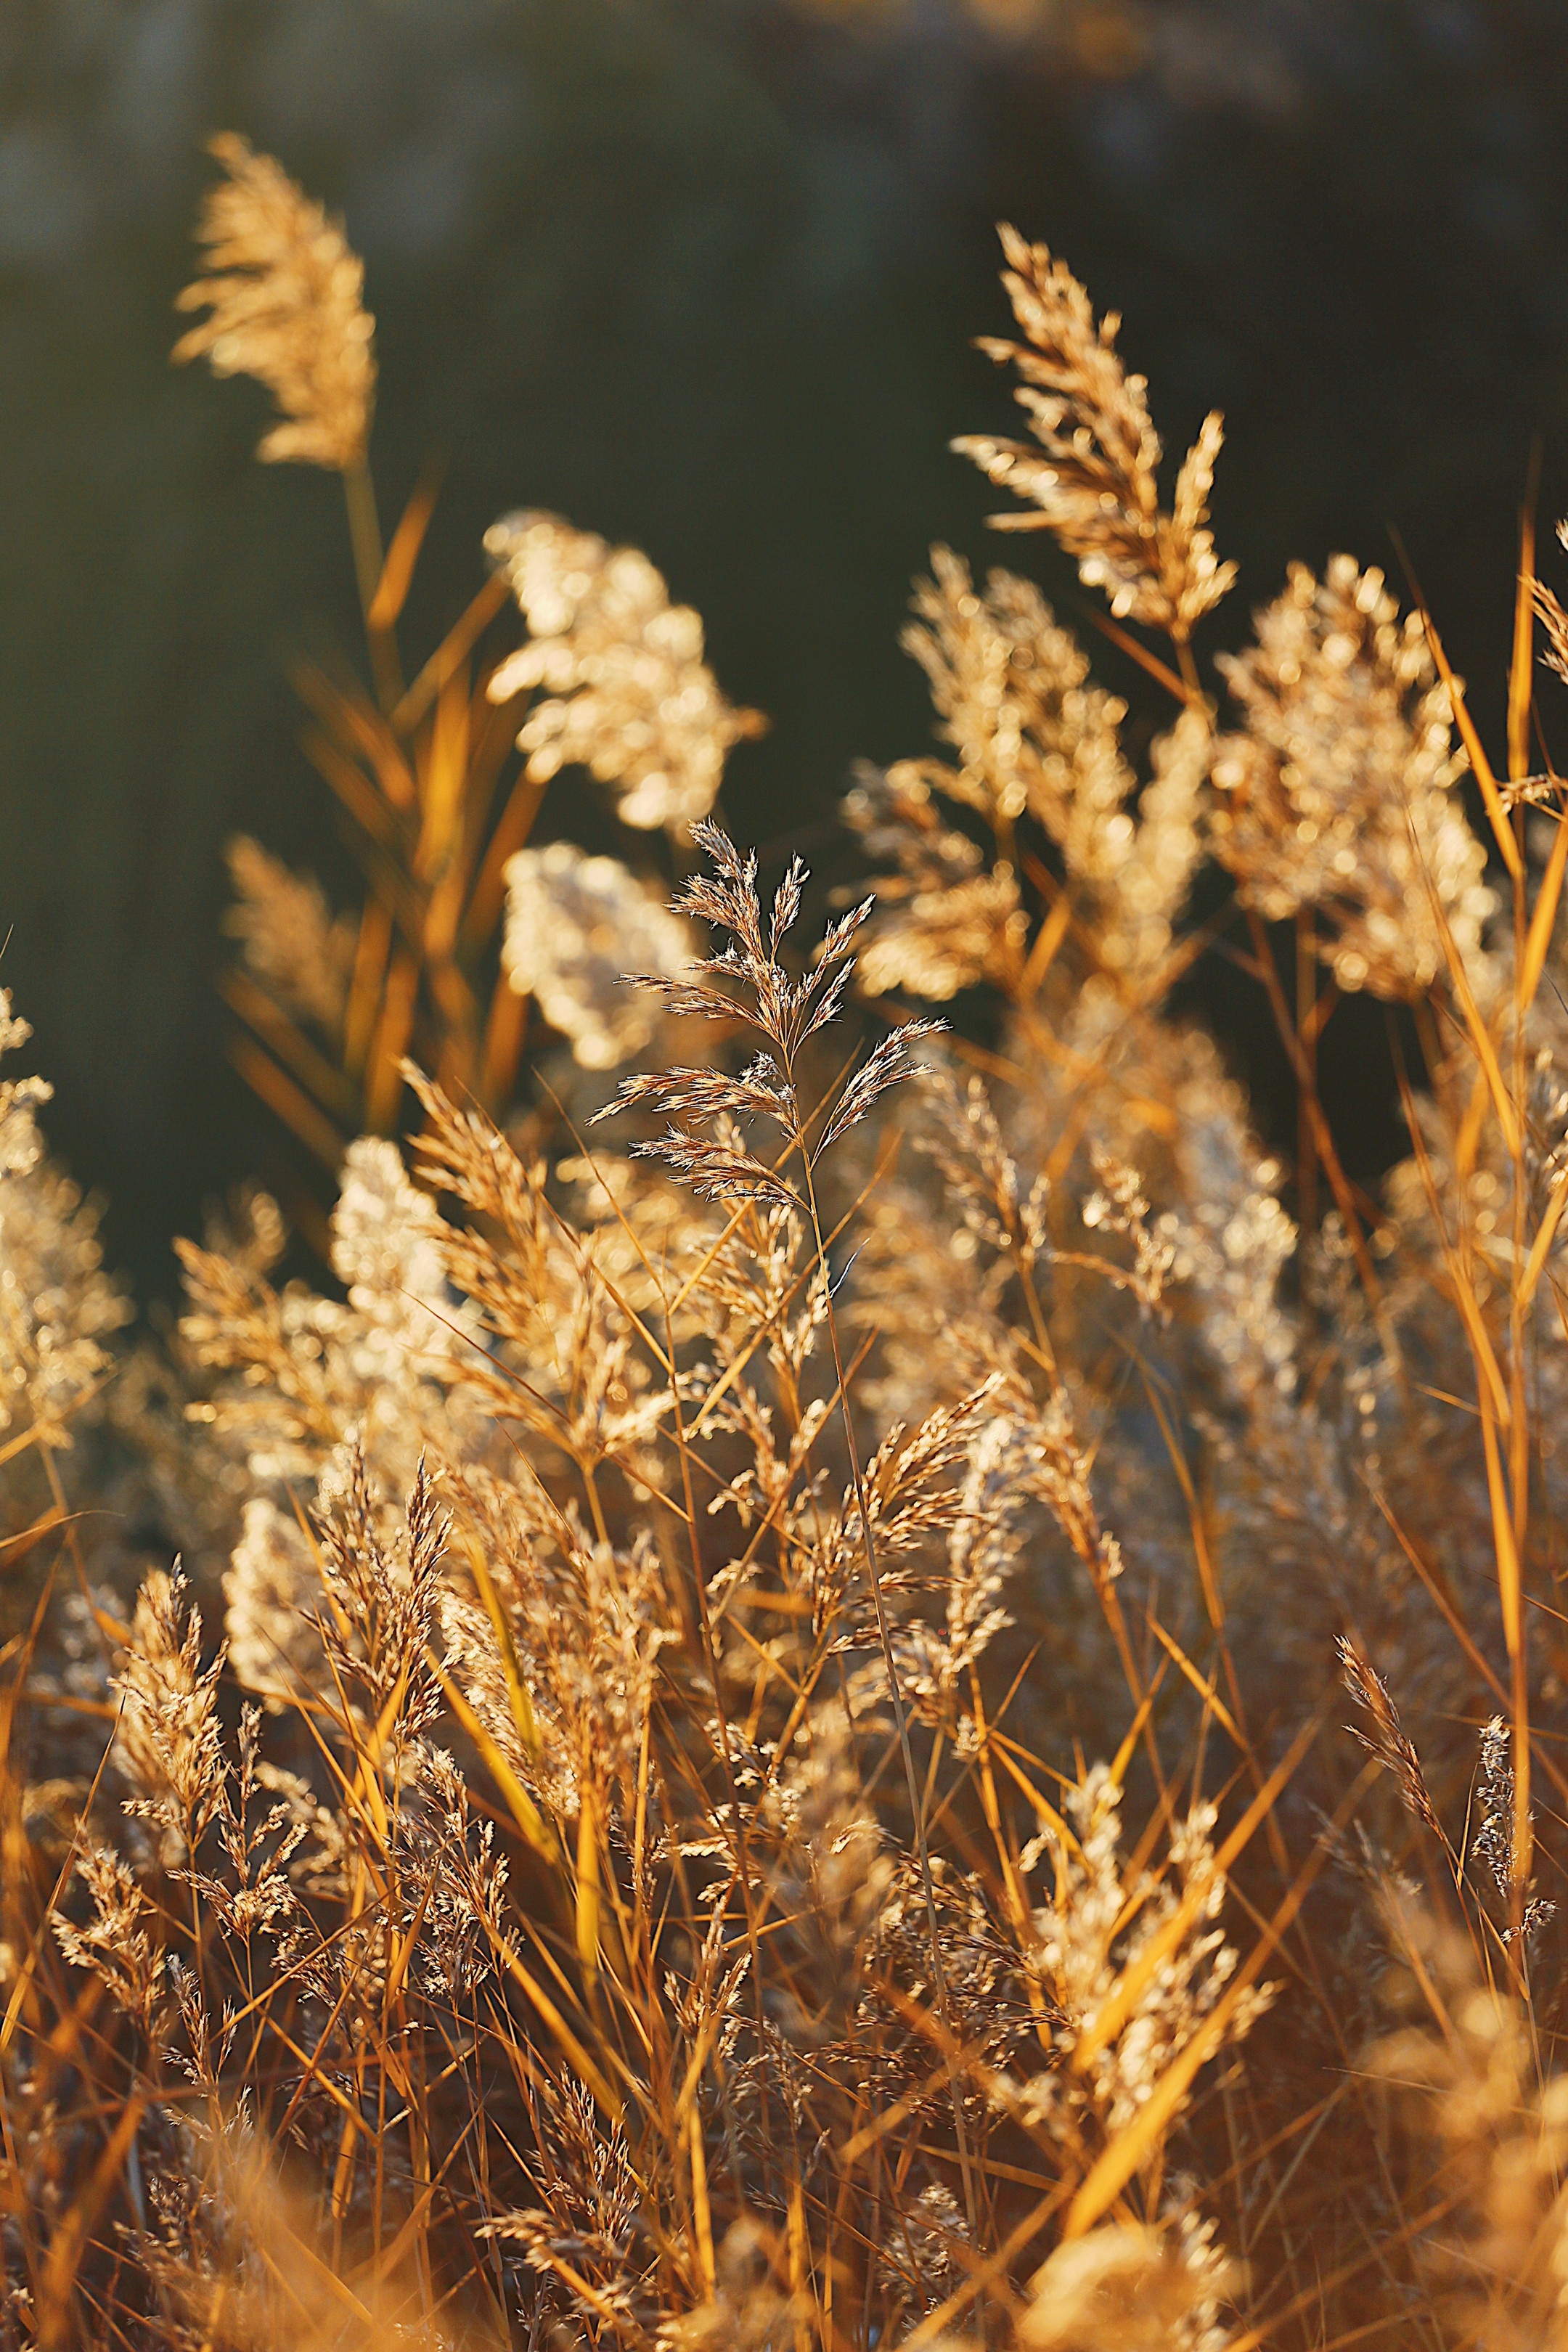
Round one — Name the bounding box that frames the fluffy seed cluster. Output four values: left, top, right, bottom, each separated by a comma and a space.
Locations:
224, 834, 355, 1034
954, 224, 1236, 641
1210, 555, 1494, 997
485, 510, 767, 835
501, 841, 693, 1068
173, 131, 375, 470
0, 992, 129, 1455
849, 549, 1210, 1002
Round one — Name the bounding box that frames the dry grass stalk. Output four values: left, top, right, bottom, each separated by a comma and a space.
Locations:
1337, 1634, 1445, 1847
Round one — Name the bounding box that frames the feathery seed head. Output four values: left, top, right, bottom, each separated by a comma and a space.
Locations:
502, 841, 693, 1069
174, 133, 375, 470
486, 511, 766, 836
955, 226, 1236, 641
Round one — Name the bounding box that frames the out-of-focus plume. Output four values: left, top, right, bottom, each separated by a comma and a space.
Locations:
173, 131, 375, 471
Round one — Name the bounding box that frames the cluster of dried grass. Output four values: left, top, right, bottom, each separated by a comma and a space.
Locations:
4, 139, 1568, 2351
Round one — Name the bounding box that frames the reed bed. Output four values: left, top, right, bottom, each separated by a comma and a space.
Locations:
1, 137, 1565, 2350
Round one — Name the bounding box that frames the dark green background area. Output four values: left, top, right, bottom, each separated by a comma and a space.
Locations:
4, 0, 1568, 1294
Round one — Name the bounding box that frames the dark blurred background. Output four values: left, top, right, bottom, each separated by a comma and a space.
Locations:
4, 0, 1568, 1296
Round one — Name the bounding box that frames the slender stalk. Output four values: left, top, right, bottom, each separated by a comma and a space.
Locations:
342, 455, 383, 624
1244, 908, 1400, 1366
343, 456, 402, 714
1295, 909, 1319, 1244
660, 1292, 777, 2201
1507, 788, 1532, 1944
1174, 632, 1203, 706
796, 1138, 983, 2250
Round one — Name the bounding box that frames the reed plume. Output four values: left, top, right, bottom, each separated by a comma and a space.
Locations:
954, 223, 1236, 648
486, 509, 767, 837
173, 131, 375, 471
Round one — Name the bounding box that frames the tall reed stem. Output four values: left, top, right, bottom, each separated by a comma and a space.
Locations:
343, 456, 401, 715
